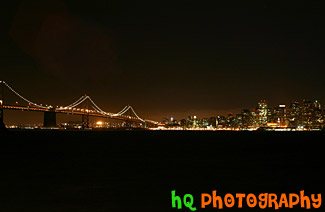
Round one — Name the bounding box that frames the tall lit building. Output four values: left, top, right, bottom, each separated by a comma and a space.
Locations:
313, 100, 322, 128
226, 113, 234, 128
208, 117, 217, 128
257, 100, 268, 126
288, 100, 301, 127
201, 118, 209, 128
236, 114, 243, 128
273, 104, 287, 127
267, 108, 273, 123
216, 116, 226, 128
302, 99, 313, 128
251, 109, 258, 127
314, 100, 321, 110
241, 109, 251, 128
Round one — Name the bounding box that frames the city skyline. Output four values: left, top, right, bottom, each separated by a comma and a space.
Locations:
162, 99, 323, 129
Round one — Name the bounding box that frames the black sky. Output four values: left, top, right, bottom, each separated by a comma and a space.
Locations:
1, 0, 325, 122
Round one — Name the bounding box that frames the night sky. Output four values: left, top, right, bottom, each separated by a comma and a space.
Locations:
1, 0, 325, 123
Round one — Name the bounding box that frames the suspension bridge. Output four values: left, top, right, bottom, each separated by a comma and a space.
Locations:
0, 81, 158, 129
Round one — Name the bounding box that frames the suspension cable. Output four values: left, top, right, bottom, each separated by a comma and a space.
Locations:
129, 106, 145, 122
3, 82, 48, 109
116, 106, 129, 115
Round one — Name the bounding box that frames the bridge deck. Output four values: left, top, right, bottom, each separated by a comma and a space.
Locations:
3, 105, 153, 123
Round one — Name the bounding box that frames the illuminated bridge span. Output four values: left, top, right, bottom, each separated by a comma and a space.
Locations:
0, 81, 158, 129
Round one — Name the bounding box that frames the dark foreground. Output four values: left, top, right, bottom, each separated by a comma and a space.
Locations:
0, 130, 324, 211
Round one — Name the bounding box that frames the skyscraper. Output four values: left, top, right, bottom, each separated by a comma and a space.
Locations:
313, 100, 322, 128
241, 109, 251, 128
288, 100, 301, 128
257, 100, 268, 126
302, 99, 313, 128
273, 104, 287, 127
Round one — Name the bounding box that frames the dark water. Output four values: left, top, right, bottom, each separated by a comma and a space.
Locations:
0, 131, 324, 211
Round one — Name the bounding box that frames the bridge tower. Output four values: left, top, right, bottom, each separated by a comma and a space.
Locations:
81, 94, 90, 129
43, 109, 57, 128
118, 105, 147, 129
124, 105, 133, 129
0, 100, 3, 125
82, 114, 89, 129
0, 81, 5, 130
0, 99, 4, 129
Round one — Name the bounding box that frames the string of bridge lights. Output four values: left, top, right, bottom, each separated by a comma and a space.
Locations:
2, 81, 48, 109
115, 105, 129, 115
84, 95, 145, 122
128, 106, 145, 122
1, 81, 151, 123
60, 95, 87, 109
86, 95, 112, 115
